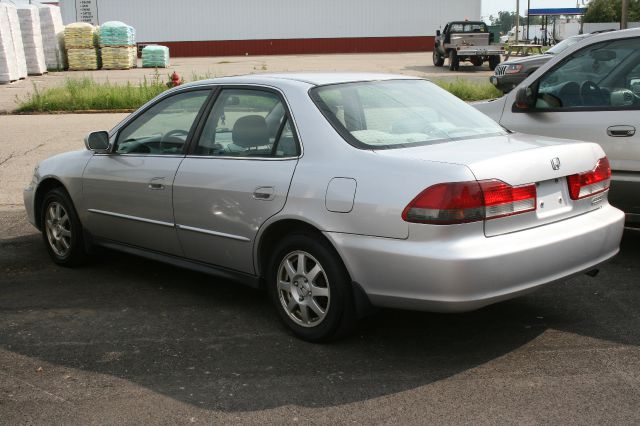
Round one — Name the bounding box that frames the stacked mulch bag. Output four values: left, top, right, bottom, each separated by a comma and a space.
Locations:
99, 21, 136, 69
0, 3, 18, 83
38, 4, 66, 70
0, 3, 27, 82
142, 45, 169, 68
65, 22, 99, 70
17, 5, 47, 75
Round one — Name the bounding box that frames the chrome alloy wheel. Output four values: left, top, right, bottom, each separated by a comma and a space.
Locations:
44, 201, 72, 258
277, 250, 330, 327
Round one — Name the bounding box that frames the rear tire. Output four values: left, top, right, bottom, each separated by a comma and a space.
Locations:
267, 232, 356, 342
433, 50, 445, 67
489, 55, 500, 71
449, 50, 459, 71
40, 188, 87, 266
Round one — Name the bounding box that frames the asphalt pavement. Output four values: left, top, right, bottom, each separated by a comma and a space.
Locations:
0, 52, 493, 113
1, 206, 639, 424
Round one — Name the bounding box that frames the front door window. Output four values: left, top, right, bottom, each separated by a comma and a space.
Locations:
535, 38, 640, 110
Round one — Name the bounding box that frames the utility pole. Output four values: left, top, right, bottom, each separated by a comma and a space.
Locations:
526, 0, 531, 42
621, 0, 629, 29
515, 0, 520, 45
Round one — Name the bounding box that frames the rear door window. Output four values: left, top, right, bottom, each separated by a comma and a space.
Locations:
195, 89, 299, 158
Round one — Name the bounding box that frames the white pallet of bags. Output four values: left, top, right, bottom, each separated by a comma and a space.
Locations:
17, 5, 47, 75
38, 5, 66, 70
0, 3, 19, 83
5, 3, 27, 79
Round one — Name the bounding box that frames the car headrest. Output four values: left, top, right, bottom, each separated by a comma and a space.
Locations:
232, 115, 269, 148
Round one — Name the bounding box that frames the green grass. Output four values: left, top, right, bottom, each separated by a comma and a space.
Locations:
16, 76, 167, 112
16, 75, 501, 113
433, 78, 502, 102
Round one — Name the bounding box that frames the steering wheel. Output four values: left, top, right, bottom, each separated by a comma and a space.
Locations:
580, 80, 606, 106
163, 129, 190, 143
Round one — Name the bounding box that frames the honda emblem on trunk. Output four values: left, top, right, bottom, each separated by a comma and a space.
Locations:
551, 157, 561, 170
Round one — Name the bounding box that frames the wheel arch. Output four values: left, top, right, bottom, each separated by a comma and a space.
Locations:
255, 218, 330, 279
34, 177, 69, 230
255, 217, 375, 318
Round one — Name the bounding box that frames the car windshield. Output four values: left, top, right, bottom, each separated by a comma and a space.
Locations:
546, 36, 585, 55
310, 80, 506, 150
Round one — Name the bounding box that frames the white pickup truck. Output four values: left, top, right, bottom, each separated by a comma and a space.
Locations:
433, 21, 504, 71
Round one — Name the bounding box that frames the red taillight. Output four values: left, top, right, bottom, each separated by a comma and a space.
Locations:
402, 179, 537, 224
567, 157, 611, 200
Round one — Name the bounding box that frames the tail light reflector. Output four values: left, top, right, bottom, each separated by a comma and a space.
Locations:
402, 179, 536, 225
567, 157, 611, 200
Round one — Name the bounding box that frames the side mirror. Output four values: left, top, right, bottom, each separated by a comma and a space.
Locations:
85, 131, 110, 152
436, 30, 441, 37
513, 86, 535, 111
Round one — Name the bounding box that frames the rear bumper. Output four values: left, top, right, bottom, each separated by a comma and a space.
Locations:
325, 204, 624, 312
456, 48, 504, 56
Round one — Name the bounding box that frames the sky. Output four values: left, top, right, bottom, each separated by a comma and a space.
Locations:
481, 0, 587, 21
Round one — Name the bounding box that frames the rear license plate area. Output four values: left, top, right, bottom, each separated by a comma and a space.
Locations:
536, 178, 571, 218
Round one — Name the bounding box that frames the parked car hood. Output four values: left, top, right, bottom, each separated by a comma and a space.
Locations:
501, 53, 553, 66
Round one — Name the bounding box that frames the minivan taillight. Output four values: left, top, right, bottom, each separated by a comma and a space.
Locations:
567, 157, 611, 200
402, 179, 537, 224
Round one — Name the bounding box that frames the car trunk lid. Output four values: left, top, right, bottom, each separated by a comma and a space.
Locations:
377, 133, 608, 236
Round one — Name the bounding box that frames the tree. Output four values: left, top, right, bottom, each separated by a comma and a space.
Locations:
583, 0, 640, 23
490, 12, 523, 33
489, 11, 542, 34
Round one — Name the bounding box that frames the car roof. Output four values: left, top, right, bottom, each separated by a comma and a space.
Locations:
181, 72, 421, 88
582, 27, 640, 43
447, 21, 485, 25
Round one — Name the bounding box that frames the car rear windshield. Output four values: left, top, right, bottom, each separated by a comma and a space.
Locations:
309, 79, 506, 150
449, 22, 488, 33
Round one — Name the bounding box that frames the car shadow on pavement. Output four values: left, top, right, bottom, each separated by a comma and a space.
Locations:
1, 230, 638, 412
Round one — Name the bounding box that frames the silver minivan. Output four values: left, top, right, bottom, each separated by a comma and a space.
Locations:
476, 29, 640, 226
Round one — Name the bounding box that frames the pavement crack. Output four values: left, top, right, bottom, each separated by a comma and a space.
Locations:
0, 152, 16, 167
0, 370, 69, 403
0, 143, 45, 169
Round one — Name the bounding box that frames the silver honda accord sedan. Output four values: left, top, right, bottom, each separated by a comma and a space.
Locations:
24, 73, 625, 341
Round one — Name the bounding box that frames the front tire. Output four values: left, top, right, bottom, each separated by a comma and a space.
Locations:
41, 188, 87, 266
489, 55, 500, 71
433, 50, 445, 67
267, 233, 356, 342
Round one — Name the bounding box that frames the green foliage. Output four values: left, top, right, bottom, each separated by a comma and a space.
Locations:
16, 75, 502, 113
584, 0, 640, 23
489, 11, 542, 34
433, 78, 502, 101
17, 76, 167, 112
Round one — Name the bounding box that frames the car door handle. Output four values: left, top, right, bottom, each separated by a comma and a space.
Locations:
253, 186, 275, 201
148, 177, 166, 190
607, 125, 636, 137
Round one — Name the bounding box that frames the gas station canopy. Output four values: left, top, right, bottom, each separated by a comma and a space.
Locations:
527, 8, 586, 16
